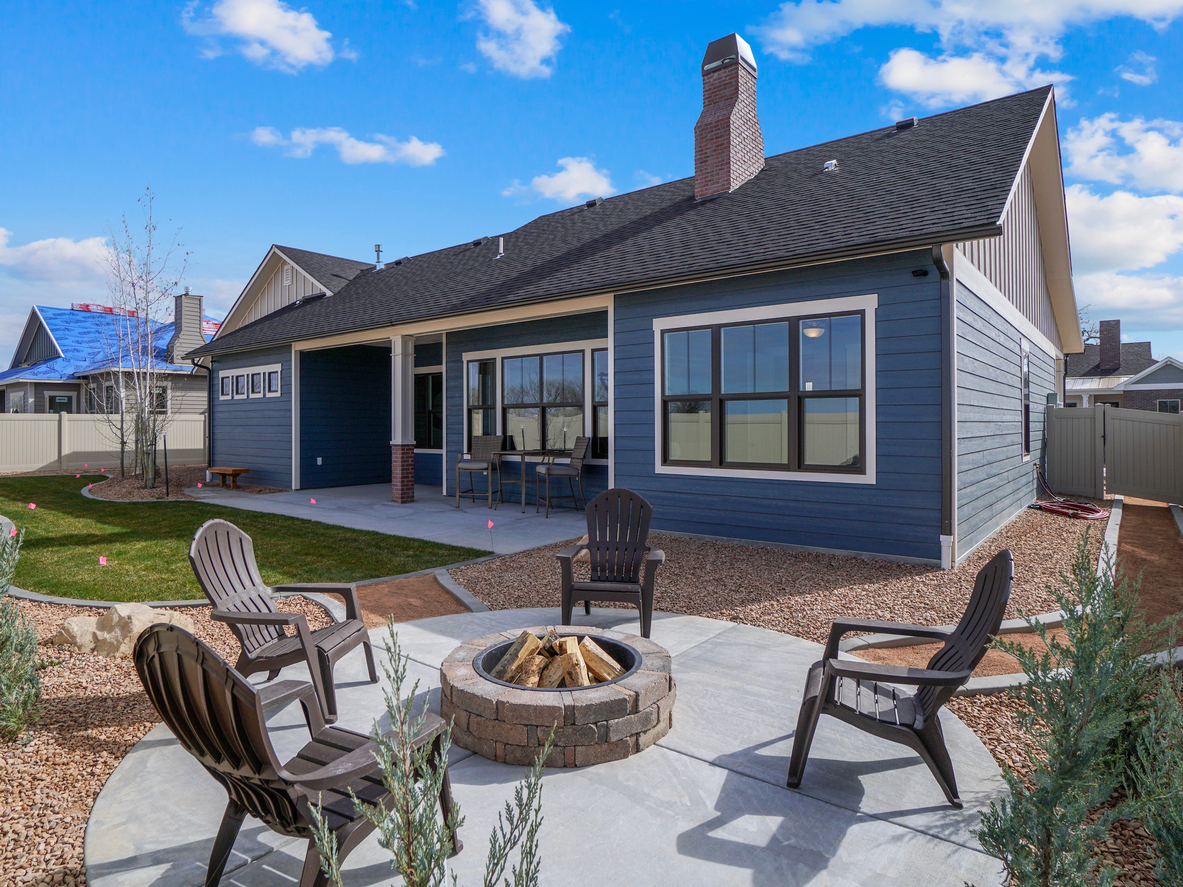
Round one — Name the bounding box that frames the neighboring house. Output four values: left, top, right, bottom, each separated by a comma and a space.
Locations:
1115, 355, 1183, 414
1063, 319, 1157, 409
0, 293, 218, 415
189, 33, 1081, 568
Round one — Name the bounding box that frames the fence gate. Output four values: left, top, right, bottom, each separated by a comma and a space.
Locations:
1045, 405, 1183, 503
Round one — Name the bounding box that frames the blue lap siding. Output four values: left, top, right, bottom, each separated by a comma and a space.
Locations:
612, 251, 944, 562
955, 280, 1056, 558
299, 345, 392, 489
209, 346, 293, 488
445, 313, 609, 504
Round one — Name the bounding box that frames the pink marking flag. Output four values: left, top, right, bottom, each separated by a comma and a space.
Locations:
488, 520, 494, 529
197, 482, 203, 488
88, 484, 92, 490
27, 503, 35, 510
75, 474, 80, 478
310, 498, 316, 504
99, 556, 107, 566
8, 528, 16, 537
84, 463, 88, 468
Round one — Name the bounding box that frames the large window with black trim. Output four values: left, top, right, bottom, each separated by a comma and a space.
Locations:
661, 312, 865, 473
502, 351, 583, 450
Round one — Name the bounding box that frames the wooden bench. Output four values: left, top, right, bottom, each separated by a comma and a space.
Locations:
208, 467, 248, 489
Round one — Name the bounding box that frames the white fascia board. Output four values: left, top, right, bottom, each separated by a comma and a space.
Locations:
1114, 356, 1183, 390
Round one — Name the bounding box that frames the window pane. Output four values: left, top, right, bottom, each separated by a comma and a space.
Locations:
468, 360, 495, 406
505, 407, 541, 450
267, 371, 280, 394
251, 373, 262, 395
593, 404, 609, 459
235, 375, 246, 396
724, 400, 789, 464
429, 374, 443, 410
503, 356, 540, 404
415, 374, 429, 412
802, 398, 860, 467
543, 352, 582, 404
221, 377, 231, 397
593, 350, 608, 402
722, 322, 789, 393
664, 329, 712, 396
545, 406, 583, 449
470, 407, 496, 441
800, 315, 862, 391
666, 401, 711, 462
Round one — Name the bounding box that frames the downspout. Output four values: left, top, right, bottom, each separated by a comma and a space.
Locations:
933, 245, 956, 569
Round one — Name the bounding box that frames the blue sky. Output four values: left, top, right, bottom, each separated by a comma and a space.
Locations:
3, 0, 1183, 365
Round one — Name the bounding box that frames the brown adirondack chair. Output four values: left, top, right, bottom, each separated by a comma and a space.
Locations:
188, 518, 377, 723
134, 623, 460, 887
535, 436, 589, 517
786, 548, 1014, 807
556, 488, 665, 638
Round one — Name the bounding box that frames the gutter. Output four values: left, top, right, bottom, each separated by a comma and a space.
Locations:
190, 225, 1004, 359
932, 245, 956, 569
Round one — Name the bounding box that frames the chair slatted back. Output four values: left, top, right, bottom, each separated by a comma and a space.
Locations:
585, 488, 653, 584
565, 436, 590, 471
468, 435, 502, 462
190, 519, 282, 655
916, 549, 1014, 719
134, 624, 306, 835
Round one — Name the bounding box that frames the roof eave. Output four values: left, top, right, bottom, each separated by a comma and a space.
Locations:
189, 225, 1001, 358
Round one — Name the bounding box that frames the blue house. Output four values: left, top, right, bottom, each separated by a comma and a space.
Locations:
1, 294, 217, 415
189, 34, 1081, 568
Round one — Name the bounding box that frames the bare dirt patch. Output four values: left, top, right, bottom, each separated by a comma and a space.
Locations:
0, 597, 331, 887
1117, 501, 1183, 640
858, 627, 1069, 676
355, 574, 471, 629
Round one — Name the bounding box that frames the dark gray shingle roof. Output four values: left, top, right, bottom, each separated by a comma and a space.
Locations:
194, 86, 1051, 357
1065, 342, 1156, 378
274, 245, 374, 295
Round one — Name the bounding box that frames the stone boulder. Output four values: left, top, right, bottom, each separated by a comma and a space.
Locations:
51, 603, 194, 657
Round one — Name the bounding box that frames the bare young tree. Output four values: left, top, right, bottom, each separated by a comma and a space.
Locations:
99, 187, 189, 487
1079, 302, 1100, 345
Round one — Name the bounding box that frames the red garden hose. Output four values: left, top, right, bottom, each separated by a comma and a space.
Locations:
1030, 466, 1109, 520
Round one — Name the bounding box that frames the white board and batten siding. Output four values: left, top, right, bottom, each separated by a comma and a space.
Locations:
240, 260, 323, 326
957, 163, 1062, 354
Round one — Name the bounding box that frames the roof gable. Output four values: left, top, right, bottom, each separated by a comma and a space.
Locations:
194, 86, 1061, 358
1117, 356, 1183, 389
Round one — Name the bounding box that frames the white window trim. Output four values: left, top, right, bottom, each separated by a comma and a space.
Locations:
651, 294, 878, 485
414, 365, 444, 453
248, 370, 265, 399
44, 390, 77, 414
461, 338, 610, 464
220, 364, 282, 400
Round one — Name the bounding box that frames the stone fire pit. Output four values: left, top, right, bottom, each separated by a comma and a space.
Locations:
439, 626, 674, 768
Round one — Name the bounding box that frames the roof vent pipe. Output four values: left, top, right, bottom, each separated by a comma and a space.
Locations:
496, 237, 504, 259
585, 197, 603, 208
895, 117, 918, 131
823, 159, 838, 172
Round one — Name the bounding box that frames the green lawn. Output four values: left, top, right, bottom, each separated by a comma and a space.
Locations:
0, 476, 487, 602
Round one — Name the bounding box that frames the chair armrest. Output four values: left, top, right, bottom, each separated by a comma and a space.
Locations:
556, 543, 586, 588
642, 548, 665, 590
824, 657, 969, 687
211, 609, 302, 627
555, 543, 586, 562
824, 618, 952, 659
289, 719, 447, 789
273, 583, 360, 622
645, 549, 666, 566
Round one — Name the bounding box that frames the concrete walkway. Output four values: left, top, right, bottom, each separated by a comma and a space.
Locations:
186, 483, 584, 554
86, 609, 1006, 886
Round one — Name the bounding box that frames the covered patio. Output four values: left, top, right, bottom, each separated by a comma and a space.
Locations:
187, 482, 585, 555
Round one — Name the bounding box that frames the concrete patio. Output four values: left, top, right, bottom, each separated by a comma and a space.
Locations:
186, 483, 585, 554
85, 608, 1007, 887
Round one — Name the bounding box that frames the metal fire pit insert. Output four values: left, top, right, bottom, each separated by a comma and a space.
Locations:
440, 626, 675, 768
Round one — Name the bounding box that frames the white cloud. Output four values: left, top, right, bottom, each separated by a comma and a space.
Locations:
635, 170, 663, 187
758, 1, 1183, 107
183, 0, 338, 73
1117, 50, 1157, 85
190, 278, 244, 320
528, 157, 613, 202
1075, 270, 1183, 331
1065, 114, 1183, 193
251, 126, 445, 166
472, 0, 570, 79
1066, 185, 1183, 275
0, 228, 107, 283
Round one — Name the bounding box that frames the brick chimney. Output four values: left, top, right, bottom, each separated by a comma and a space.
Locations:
1098, 319, 1121, 371
694, 33, 764, 201
166, 289, 206, 363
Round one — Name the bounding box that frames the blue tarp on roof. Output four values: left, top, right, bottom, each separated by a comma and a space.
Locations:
0, 306, 215, 384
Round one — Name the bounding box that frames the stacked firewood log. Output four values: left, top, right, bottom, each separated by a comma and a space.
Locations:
489, 629, 625, 688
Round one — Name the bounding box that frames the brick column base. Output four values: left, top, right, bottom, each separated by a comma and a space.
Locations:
391, 443, 415, 504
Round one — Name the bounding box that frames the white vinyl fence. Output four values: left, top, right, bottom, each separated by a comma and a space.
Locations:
0, 413, 207, 474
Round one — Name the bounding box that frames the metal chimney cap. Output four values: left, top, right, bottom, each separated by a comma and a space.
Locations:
702, 33, 757, 75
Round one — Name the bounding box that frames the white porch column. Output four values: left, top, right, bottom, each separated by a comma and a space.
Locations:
391, 334, 416, 503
